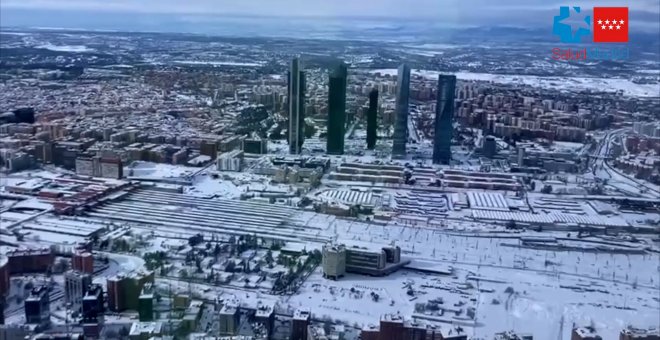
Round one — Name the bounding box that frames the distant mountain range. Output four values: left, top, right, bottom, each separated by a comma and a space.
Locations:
1, 8, 658, 52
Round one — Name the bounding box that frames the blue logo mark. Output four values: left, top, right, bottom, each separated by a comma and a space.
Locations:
553, 6, 591, 43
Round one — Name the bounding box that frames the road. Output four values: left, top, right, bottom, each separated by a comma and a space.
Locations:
592, 128, 659, 199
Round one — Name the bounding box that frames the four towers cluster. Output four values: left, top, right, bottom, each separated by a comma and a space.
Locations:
287, 58, 455, 164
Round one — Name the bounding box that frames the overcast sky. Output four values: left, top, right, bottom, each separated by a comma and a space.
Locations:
1, 0, 658, 31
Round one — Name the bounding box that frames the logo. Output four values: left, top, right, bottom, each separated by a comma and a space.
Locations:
551, 6, 629, 60
593, 7, 628, 42
553, 6, 591, 43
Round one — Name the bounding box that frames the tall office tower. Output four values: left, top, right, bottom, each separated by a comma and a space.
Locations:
433, 75, 456, 164
367, 88, 379, 149
392, 64, 411, 158
326, 62, 348, 155
288, 58, 306, 154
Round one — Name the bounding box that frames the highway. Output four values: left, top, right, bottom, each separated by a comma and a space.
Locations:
592, 128, 660, 199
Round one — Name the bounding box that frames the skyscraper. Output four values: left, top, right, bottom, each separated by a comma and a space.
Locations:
433, 75, 456, 164
392, 64, 411, 158
326, 62, 348, 155
367, 88, 379, 150
288, 58, 306, 154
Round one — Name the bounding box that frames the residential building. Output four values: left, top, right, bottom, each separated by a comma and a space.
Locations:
619, 327, 660, 340
243, 138, 268, 154
25, 286, 50, 327
219, 304, 240, 336
138, 283, 155, 322
291, 308, 311, 340
572, 327, 603, 340
129, 321, 163, 340
217, 150, 244, 172
359, 314, 467, 340
64, 270, 92, 312
82, 284, 104, 323
482, 135, 497, 159
322, 244, 346, 279
107, 271, 155, 312
72, 251, 94, 274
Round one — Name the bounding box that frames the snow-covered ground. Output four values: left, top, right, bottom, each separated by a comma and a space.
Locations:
126, 161, 198, 179
291, 212, 659, 338
35, 43, 95, 52
173, 60, 265, 67
369, 69, 660, 97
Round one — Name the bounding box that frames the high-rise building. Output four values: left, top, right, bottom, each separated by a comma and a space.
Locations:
0, 255, 9, 298
64, 270, 92, 312
392, 64, 411, 158
72, 251, 94, 274
242, 137, 268, 154
138, 283, 154, 322
433, 75, 456, 164
291, 308, 311, 340
0, 296, 5, 325
218, 304, 240, 336
82, 284, 104, 323
288, 58, 306, 154
322, 244, 346, 280
326, 62, 348, 155
483, 135, 497, 159
25, 285, 50, 327
107, 271, 155, 312
367, 88, 379, 150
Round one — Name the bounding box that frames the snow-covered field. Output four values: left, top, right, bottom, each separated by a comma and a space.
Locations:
173, 60, 265, 67
292, 212, 660, 338
35, 43, 95, 52
369, 69, 660, 97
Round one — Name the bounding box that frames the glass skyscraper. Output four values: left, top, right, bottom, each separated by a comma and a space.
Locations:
366, 88, 379, 150
392, 64, 410, 158
288, 58, 305, 154
433, 74, 456, 164
326, 62, 348, 155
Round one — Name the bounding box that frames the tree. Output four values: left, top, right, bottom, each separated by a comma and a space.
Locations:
506, 220, 517, 230
118, 326, 130, 338
541, 184, 553, 194
188, 234, 203, 247
304, 122, 317, 139
179, 269, 188, 279
311, 249, 322, 265
56, 258, 69, 273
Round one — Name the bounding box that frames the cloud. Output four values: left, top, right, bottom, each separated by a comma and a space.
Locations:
2, 0, 656, 17
1, 0, 657, 32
